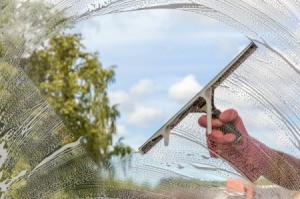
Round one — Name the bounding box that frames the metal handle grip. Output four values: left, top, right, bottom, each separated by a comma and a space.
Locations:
212, 109, 242, 143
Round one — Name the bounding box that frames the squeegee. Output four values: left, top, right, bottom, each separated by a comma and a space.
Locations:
139, 42, 257, 154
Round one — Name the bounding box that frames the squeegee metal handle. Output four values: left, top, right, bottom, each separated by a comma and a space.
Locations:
212, 109, 242, 144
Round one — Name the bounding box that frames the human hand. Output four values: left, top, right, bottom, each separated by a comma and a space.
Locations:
198, 109, 270, 182
198, 109, 249, 158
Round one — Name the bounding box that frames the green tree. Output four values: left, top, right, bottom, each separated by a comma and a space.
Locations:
21, 33, 131, 165
0, 0, 67, 61
0, 2, 133, 197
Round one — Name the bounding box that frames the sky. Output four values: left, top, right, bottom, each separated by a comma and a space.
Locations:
69, 9, 249, 150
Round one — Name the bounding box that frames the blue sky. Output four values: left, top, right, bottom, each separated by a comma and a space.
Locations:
69, 9, 249, 149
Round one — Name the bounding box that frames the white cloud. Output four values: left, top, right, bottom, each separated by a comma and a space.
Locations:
108, 90, 129, 106
127, 105, 164, 127
168, 75, 202, 103
116, 124, 128, 137
108, 78, 154, 111
130, 79, 154, 97
109, 78, 166, 129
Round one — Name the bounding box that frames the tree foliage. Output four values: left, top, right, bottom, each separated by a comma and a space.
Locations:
21, 34, 131, 164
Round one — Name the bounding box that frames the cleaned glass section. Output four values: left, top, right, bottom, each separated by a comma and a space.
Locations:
103, 44, 300, 198
0, 0, 299, 198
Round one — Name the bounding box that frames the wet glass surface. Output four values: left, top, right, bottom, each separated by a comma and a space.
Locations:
0, 0, 299, 198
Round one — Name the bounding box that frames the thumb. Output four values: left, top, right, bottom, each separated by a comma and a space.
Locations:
219, 109, 238, 123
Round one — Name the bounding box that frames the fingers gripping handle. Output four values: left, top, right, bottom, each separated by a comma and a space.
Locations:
203, 88, 242, 143
212, 109, 242, 143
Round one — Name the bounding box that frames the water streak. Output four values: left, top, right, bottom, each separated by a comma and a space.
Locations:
0, 0, 299, 198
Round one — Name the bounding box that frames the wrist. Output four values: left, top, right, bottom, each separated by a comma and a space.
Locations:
246, 137, 274, 181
